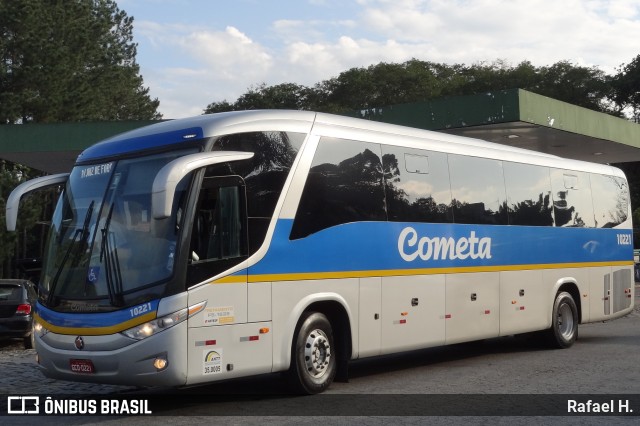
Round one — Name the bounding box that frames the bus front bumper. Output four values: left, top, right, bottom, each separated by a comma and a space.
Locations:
35, 322, 188, 388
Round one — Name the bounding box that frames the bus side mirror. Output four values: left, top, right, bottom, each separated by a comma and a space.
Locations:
151, 151, 253, 219
6, 173, 69, 231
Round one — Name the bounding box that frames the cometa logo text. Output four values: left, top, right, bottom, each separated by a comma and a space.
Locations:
398, 226, 492, 262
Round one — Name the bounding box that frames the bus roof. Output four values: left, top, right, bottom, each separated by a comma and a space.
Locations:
75, 110, 624, 178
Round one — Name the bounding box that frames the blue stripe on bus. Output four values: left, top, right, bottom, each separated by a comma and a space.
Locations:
249, 220, 633, 276
77, 127, 204, 161
37, 221, 632, 331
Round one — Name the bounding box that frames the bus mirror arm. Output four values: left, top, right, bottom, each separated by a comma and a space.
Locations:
5, 173, 70, 232
151, 151, 254, 219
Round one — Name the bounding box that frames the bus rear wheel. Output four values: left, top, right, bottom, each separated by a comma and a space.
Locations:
289, 312, 336, 394
545, 291, 578, 348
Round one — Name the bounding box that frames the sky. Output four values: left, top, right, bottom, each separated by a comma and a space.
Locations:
118, 0, 640, 119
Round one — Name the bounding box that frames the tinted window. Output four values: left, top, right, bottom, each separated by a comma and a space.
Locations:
382, 146, 452, 223
291, 137, 386, 239
590, 174, 629, 228
503, 162, 553, 226
448, 155, 508, 225
210, 131, 305, 217
550, 169, 595, 227
208, 131, 305, 252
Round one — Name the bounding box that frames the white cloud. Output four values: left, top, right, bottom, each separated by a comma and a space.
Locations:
180, 26, 273, 80
133, 0, 640, 118
356, 0, 640, 70
135, 23, 275, 117
284, 37, 424, 84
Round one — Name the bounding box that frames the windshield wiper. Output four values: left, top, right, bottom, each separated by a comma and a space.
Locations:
47, 201, 95, 306
100, 203, 124, 307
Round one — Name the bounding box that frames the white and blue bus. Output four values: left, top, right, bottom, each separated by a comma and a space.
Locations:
6, 110, 634, 394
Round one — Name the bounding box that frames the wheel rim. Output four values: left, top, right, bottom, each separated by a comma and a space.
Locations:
304, 328, 331, 379
557, 302, 575, 340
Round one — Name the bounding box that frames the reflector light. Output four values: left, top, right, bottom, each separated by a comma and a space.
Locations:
399, 319, 407, 324
189, 301, 207, 316
259, 327, 270, 334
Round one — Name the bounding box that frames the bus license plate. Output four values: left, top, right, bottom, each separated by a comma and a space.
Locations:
70, 359, 95, 374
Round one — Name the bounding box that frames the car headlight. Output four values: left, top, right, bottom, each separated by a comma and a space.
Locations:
122, 301, 206, 340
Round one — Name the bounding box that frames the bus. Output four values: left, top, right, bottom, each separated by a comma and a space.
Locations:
6, 110, 634, 394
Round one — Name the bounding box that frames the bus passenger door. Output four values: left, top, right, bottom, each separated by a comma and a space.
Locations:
184, 176, 269, 384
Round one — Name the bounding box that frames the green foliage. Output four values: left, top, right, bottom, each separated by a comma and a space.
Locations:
205, 83, 317, 113
203, 57, 634, 120
0, 0, 161, 123
612, 54, 640, 122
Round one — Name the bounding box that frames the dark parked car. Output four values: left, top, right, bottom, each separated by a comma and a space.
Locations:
0, 279, 37, 349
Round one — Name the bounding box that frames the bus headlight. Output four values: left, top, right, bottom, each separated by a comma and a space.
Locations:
34, 320, 49, 338
122, 301, 206, 340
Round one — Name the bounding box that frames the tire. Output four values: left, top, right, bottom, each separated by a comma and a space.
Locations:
24, 324, 35, 350
288, 312, 336, 394
545, 291, 578, 348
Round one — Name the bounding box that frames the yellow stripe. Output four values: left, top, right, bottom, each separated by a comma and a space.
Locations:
206, 275, 247, 284
206, 261, 634, 284
34, 311, 156, 336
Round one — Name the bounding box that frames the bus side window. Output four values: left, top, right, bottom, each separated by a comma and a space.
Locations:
382, 146, 453, 224
290, 137, 386, 239
550, 169, 595, 228
590, 174, 629, 228
448, 155, 508, 225
503, 162, 553, 226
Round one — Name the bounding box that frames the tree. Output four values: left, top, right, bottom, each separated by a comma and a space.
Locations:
0, 0, 161, 123
320, 60, 460, 112
203, 58, 625, 117
204, 83, 316, 114
535, 61, 613, 112
457, 60, 541, 95
612, 54, 640, 123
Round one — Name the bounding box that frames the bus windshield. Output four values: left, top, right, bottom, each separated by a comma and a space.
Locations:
40, 150, 194, 311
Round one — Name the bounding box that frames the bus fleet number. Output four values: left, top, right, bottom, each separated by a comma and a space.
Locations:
617, 234, 632, 245
129, 302, 152, 318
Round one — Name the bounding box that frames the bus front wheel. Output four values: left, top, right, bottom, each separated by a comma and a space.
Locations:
545, 291, 578, 348
289, 312, 336, 394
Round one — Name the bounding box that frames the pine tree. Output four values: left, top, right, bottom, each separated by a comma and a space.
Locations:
0, 0, 160, 123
